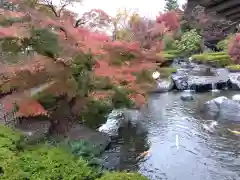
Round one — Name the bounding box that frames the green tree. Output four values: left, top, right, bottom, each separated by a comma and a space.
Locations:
165, 0, 179, 12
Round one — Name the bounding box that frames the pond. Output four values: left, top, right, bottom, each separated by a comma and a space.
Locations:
100, 90, 240, 180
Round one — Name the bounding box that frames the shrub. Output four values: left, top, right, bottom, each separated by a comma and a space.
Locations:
0, 125, 98, 180
111, 86, 135, 109
0, 125, 23, 151
163, 34, 175, 50
2, 145, 96, 180
71, 52, 95, 97
97, 172, 149, 180
80, 98, 113, 127
228, 33, 240, 64
134, 69, 154, 83
217, 34, 233, 51
175, 29, 202, 55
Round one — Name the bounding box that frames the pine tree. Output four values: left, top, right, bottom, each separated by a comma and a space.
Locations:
164, 0, 179, 12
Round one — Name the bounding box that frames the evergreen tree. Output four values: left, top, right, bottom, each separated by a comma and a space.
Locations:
165, 0, 179, 12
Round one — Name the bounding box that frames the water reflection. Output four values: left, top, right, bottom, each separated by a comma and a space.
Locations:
102, 122, 149, 171
102, 91, 240, 180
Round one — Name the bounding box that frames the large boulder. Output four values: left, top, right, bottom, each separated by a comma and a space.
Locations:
172, 67, 229, 92
172, 74, 189, 90
202, 96, 240, 122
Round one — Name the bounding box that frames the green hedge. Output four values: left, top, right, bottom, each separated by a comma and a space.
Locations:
0, 125, 97, 180
191, 52, 231, 67
0, 125, 149, 180
97, 172, 149, 180
162, 50, 181, 61
226, 64, 240, 71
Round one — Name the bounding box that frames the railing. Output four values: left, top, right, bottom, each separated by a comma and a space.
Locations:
0, 103, 19, 127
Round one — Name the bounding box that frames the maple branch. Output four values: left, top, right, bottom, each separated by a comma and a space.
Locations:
74, 18, 85, 28
47, 1, 59, 17
59, 27, 68, 40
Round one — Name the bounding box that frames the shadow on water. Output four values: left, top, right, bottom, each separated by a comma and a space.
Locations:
101, 90, 240, 180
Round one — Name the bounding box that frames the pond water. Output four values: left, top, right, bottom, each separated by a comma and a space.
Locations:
101, 90, 240, 180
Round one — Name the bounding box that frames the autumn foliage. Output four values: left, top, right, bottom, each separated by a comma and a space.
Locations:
228, 33, 240, 64
0, 1, 180, 118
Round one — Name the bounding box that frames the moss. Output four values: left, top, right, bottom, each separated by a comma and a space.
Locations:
158, 67, 177, 78
97, 172, 149, 180
191, 52, 231, 67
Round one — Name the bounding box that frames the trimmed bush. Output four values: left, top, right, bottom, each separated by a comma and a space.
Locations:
0, 125, 98, 180
97, 172, 149, 180
191, 52, 231, 67
226, 64, 240, 72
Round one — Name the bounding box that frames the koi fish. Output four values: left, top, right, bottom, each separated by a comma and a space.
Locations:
137, 150, 151, 160
227, 128, 240, 135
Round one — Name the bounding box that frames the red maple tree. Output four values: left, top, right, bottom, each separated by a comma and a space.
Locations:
228, 33, 240, 64
0, 0, 179, 118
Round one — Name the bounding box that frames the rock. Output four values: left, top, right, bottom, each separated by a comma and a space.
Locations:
180, 93, 194, 101
203, 96, 228, 115
172, 74, 228, 92
203, 97, 240, 122
232, 94, 240, 103
172, 74, 189, 90
66, 124, 111, 152
228, 73, 240, 90
16, 119, 51, 143
152, 79, 174, 93
98, 109, 125, 137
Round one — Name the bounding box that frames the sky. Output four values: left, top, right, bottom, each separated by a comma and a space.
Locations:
53, 0, 187, 19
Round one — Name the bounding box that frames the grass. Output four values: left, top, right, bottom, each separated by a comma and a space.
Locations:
191, 51, 231, 67
158, 67, 177, 78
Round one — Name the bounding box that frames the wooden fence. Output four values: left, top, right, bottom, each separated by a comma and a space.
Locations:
0, 103, 19, 127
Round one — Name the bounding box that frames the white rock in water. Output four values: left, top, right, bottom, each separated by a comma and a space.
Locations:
152, 71, 160, 79
212, 96, 228, 104
232, 94, 240, 103
98, 110, 123, 136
